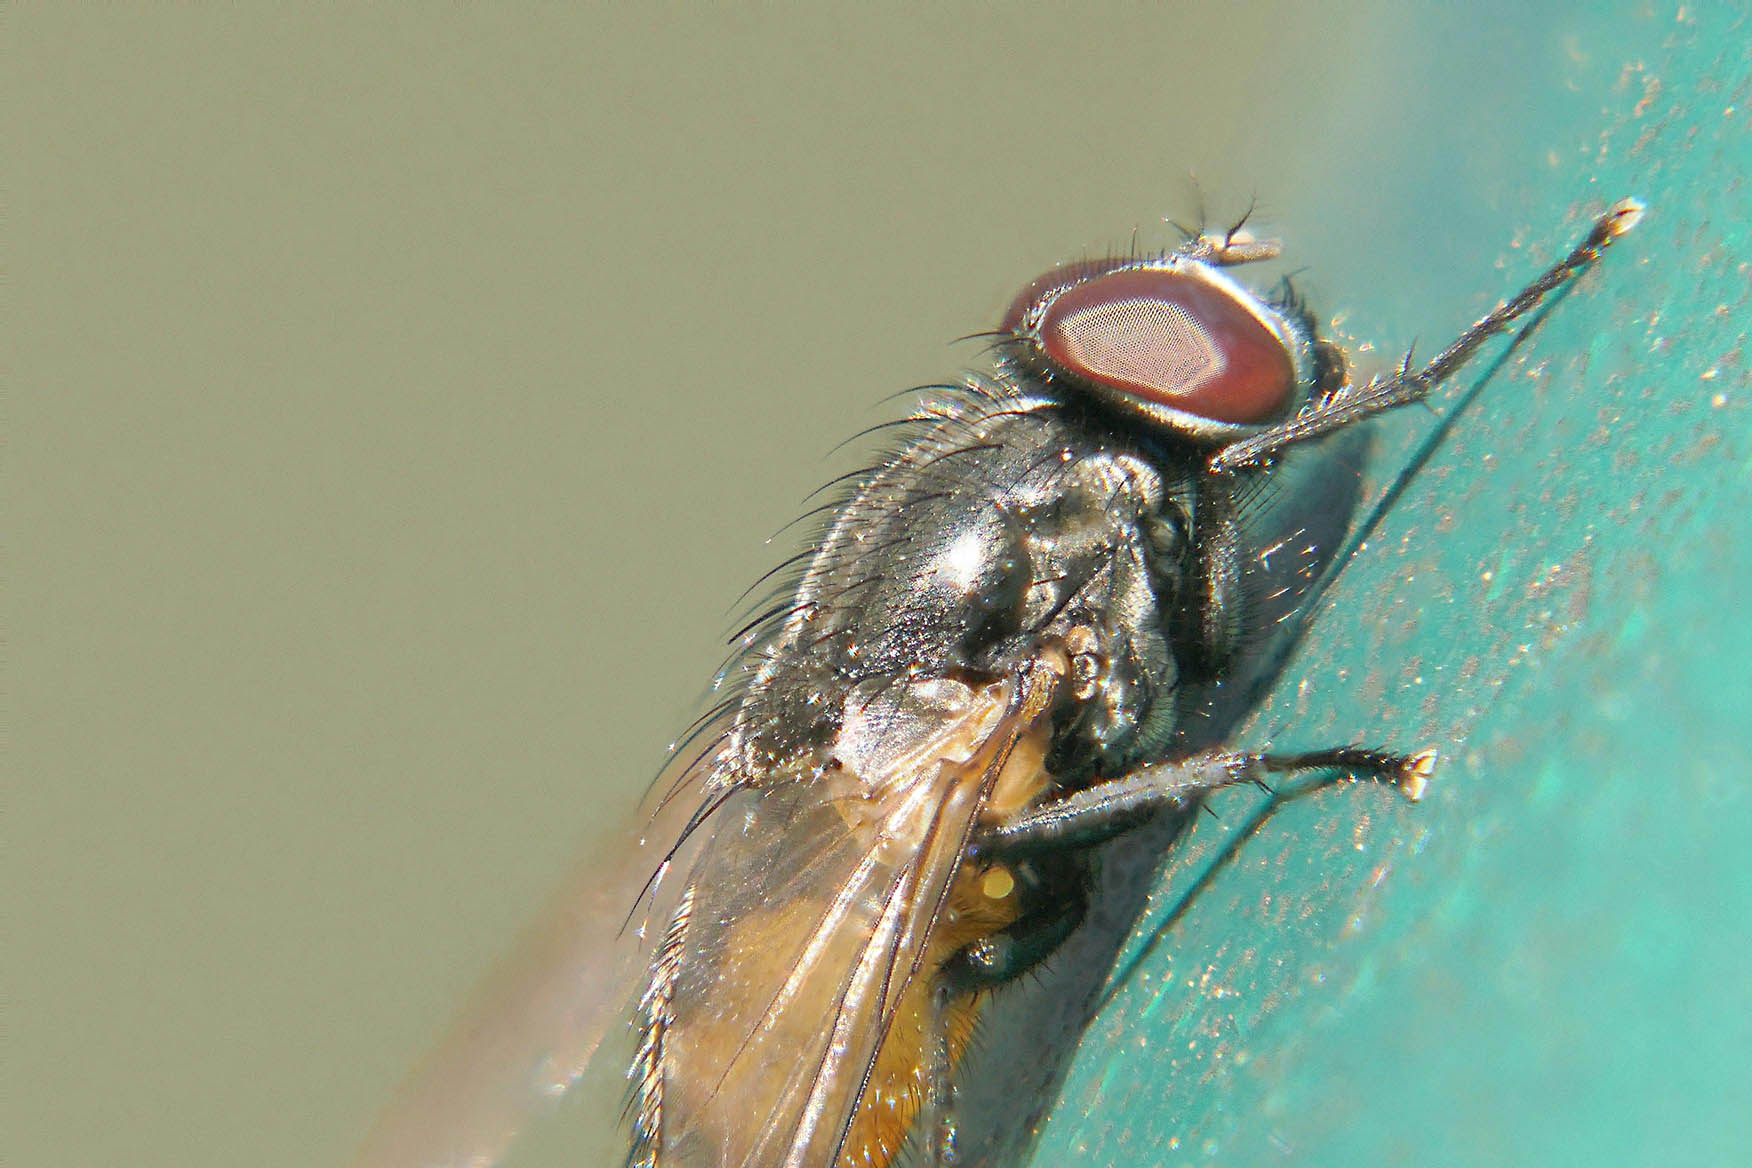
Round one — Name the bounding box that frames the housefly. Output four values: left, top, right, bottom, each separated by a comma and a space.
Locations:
349, 198, 1643, 1168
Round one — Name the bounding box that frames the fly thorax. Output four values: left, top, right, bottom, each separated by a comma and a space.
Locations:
1012, 451, 1181, 769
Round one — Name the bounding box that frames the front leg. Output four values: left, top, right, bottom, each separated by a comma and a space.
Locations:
1208, 199, 1643, 474
976, 745, 1436, 859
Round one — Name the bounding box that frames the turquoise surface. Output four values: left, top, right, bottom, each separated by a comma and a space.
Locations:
1026, 11, 1751, 1168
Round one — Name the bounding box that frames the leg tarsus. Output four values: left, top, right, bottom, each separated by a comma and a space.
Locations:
1260, 745, 1437, 803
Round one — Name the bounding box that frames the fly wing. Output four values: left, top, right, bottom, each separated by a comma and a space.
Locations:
646, 664, 1059, 1168
346, 719, 728, 1168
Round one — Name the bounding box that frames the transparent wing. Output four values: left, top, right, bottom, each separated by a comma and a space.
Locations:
345, 723, 728, 1168
647, 665, 1059, 1168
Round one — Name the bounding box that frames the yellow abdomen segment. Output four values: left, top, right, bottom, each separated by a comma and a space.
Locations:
836, 862, 1021, 1168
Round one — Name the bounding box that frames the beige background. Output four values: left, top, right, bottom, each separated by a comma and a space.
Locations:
13, 6, 1632, 1166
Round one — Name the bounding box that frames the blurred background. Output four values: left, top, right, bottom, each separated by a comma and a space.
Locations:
13, 5, 1747, 1167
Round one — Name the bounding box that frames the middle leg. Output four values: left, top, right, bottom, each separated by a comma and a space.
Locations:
975, 745, 1436, 858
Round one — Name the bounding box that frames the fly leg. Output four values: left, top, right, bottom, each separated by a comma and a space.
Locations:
945, 857, 1088, 991
914, 749, 1427, 1164
975, 746, 1435, 858
920, 977, 959, 1167
923, 858, 1089, 1165
1172, 468, 1249, 679
1209, 198, 1642, 474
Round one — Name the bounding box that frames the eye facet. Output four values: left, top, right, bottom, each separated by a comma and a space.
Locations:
1033, 267, 1296, 426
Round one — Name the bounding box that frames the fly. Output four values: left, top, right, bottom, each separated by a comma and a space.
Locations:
349, 198, 1643, 1168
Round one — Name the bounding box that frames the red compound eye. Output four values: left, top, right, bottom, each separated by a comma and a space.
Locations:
1028, 266, 1297, 426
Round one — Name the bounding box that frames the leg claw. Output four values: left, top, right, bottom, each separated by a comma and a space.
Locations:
1398, 748, 1439, 803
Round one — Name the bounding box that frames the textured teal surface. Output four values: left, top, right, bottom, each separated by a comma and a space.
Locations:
1026, 11, 1750, 1168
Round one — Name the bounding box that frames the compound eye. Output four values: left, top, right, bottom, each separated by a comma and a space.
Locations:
1034, 267, 1296, 425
